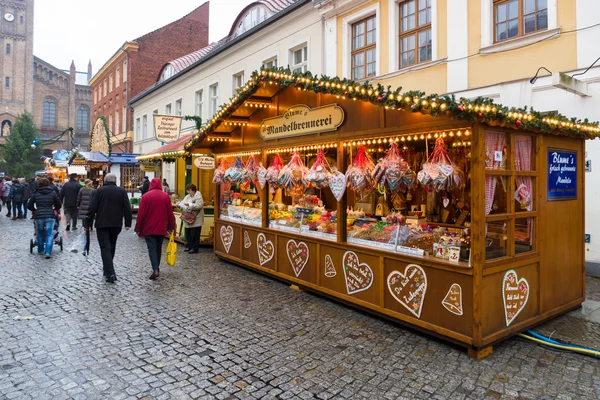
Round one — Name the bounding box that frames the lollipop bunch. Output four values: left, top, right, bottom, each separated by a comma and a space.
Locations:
346, 145, 375, 194
224, 156, 245, 183
306, 148, 332, 189
372, 142, 414, 193
265, 154, 284, 187
417, 137, 464, 191
278, 151, 309, 190
212, 159, 227, 184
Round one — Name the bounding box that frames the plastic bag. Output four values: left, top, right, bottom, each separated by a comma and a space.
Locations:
417, 137, 465, 192
306, 148, 332, 189
265, 154, 284, 187
166, 233, 177, 266
346, 145, 375, 195
224, 157, 245, 183
69, 231, 86, 254
212, 159, 227, 184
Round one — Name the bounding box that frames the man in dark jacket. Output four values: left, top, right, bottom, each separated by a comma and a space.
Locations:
60, 173, 82, 231
86, 173, 132, 283
139, 176, 150, 195
135, 178, 176, 280
21, 178, 31, 219
11, 178, 24, 220
3, 177, 12, 217
28, 178, 61, 258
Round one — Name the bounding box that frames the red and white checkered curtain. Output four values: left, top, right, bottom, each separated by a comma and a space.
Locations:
515, 135, 533, 245
484, 131, 507, 216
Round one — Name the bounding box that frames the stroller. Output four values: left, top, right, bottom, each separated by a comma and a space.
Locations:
29, 211, 64, 254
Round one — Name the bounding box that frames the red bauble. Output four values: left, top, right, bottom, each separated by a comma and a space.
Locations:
515, 120, 522, 127
478, 113, 483, 118
558, 125, 563, 130
260, 77, 265, 81
584, 129, 590, 133
344, 92, 349, 97
275, 76, 280, 81
377, 97, 383, 102
458, 106, 465, 112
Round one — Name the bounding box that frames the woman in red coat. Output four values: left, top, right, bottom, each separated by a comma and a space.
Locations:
134, 178, 176, 280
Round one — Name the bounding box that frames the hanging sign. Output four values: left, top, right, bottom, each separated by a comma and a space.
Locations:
194, 156, 215, 170
153, 114, 182, 144
259, 104, 344, 140
140, 163, 160, 172
547, 149, 577, 201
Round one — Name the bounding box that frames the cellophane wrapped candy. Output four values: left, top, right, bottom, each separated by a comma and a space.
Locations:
278, 151, 308, 190
224, 156, 245, 183
306, 148, 331, 189
212, 159, 227, 184
346, 145, 375, 195
265, 154, 284, 187
257, 162, 267, 190
417, 137, 465, 191
243, 155, 259, 183
379, 142, 414, 193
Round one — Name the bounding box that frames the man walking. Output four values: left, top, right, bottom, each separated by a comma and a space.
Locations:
86, 174, 132, 283
60, 173, 82, 231
138, 176, 150, 196
3, 177, 13, 218
134, 178, 175, 280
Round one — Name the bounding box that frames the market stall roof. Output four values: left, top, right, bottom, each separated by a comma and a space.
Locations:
79, 152, 110, 163
109, 153, 141, 164
136, 133, 194, 162
183, 68, 600, 154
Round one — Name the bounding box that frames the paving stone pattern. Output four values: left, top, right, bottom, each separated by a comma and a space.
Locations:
0, 216, 599, 399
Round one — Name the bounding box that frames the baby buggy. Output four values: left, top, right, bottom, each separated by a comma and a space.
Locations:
29, 212, 63, 254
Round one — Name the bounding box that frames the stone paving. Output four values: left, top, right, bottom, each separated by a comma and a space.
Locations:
1, 215, 599, 400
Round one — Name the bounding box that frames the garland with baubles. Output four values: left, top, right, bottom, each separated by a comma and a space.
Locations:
183, 67, 600, 155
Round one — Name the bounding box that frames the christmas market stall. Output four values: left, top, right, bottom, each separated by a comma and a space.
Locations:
184, 68, 596, 359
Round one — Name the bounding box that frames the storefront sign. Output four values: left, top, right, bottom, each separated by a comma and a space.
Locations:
548, 149, 577, 201
259, 104, 344, 140
140, 163, 160, 172
153, 114, 182, 143
194, 156, 215, 170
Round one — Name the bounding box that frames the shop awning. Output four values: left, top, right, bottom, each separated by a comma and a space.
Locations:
136, 133, 194, 162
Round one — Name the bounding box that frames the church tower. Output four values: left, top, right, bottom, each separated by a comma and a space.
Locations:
0, 0, 34, 139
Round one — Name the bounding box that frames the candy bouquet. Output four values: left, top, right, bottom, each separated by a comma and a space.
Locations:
224, 156, 245, 183
242, 155, 260, 183
372, 142, 415, 193
417, 137, 464, 191
346, 145, 375, 195
257, 162, 268, 190
265, 154, 284, 188
306, 148, 332, 189
278, 151, 309, 191
212, 159, 227, 184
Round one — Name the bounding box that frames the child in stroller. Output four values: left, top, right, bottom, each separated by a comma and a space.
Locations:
30, 209, 63, 253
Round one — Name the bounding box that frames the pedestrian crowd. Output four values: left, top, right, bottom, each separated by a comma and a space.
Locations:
3, 172, 203, 283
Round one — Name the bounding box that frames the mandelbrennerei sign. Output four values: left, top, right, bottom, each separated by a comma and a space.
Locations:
153, 114, 182, 143
259, 104, 344, 140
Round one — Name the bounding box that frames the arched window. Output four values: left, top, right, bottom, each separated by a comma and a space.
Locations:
4, 77, 9, 89
77, 106, 89, 131
234, 5, 271, 37
43, 99, 56, 127
5, 44, 10, 56
159, 65, 174, 82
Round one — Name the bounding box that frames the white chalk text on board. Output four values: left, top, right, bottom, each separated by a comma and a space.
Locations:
260, 104, 344, 140
153, 114, 182, 144
547, 149, 577, 201
194, 156, 215, 170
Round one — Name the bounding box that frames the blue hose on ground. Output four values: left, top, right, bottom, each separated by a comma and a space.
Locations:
519, 330, 600, 358
525, 330, 592, 350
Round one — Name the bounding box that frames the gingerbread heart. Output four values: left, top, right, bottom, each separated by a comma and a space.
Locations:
443, 197, 450, 208
387, 264, 427, 318
286, 240, 309, 277
257, 233, 274, 266
244, 231, 252, 249
442, 283, 463, 316
329, 170, 347, 201
220, 225, 234, 254
342, 251, 373, 295
324, 254, 336, 278
502, 269, 529, 326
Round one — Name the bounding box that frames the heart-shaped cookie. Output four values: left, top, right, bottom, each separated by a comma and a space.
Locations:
220, 225, 234, 254
329, 170, 347, 201
286, 240, 309, 277
243, 231, 252, 249
442, 283, 463, 316
387, 264, 427, 318
443, 197, 450, 208
324, 254, 336, 278
502, 269, 529, 326
257, 233, 274, 266
342, 251, 373, 295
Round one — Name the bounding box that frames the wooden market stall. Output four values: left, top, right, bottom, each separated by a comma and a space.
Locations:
184, 69, 595, 359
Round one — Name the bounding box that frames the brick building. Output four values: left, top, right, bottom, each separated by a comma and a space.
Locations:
89, 2, 210, 153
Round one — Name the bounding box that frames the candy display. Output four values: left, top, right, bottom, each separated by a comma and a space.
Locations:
224, 156, 245, 183
278, 151, 309, 190
417, 137, 465, 191
243, 155, 260, 183
265, 154, 284, 187
372, 142, 415, 193
257, 163, 267, 189
306, 148, 332, 189
212, 159, 227, 184
346, 145, 375, 195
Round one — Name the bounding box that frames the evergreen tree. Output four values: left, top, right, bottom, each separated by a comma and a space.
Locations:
0, 112, 44, 178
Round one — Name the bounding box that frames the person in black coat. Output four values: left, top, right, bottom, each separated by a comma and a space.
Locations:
28, 178, 61, 258
60, 173, 82, 231
11, 178, 24, 220
21, 178, 31, 219
86, 173, 132, 283
138, 176, 150, 195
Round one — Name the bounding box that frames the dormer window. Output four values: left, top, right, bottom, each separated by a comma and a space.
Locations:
160, 65, 175, 82
234, 5, 271, 37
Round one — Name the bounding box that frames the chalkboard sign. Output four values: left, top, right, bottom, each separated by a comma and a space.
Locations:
547, 149, 577, 201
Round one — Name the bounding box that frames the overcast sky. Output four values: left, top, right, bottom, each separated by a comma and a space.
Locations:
33, 0, 255, 79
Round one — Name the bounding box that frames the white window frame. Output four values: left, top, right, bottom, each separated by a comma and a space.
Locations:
109, 74, 113, 92
262, 56, 278, 69
232, 71, 245, 95
289, 42, 309, 74
142, 114, 148, 139
389, 0, 437, 73
109, 113, 113, 133
342, 4, 380, 79
195, 89, 204, 120
116, 69, 120, 88
115, 109, 120, 134
209, 82, 219, 118
165, 103, 172, 115
175, 98, 182, 116
123, 61, 127, 82
135, 117, 141, 141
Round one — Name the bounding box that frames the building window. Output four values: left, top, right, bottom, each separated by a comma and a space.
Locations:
43, 99, 56, 127
5, 44, 10, 56
123, 61, 127, 82
153, 109, 158, 115
263, 57, 277, 69
19, 16, 23, 24
103, 80, 107, 97
494, 0, 548, 42
290, 45, 308, 74
109, 74, 113, 92
165, 103, 172, 115
351, 16, 376, 80
399, 0, 432, 68
142, 115, 148, 139
209, 83, 219, 117
115, 110, 120, 134
195, 90, 203, 119
4, 77, 9, 89
232, 72, 244, 95
109, 113, 113, 133
235, 5, 271, 37
135, 118, 140, 141
116, 69, 120, 88
48, 71, 53, 82
94, 89, 97, 104
77, 106, 89, 131
160, 65, 174, 82
123, 106, 127, 131
175, 99, 182, 116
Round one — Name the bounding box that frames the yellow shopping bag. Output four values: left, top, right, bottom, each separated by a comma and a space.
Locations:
166, 233, 177, 266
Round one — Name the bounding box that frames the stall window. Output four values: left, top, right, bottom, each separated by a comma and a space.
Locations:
218, 154, 264, 226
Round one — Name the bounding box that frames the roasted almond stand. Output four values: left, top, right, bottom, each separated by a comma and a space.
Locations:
184, 68, 598, 359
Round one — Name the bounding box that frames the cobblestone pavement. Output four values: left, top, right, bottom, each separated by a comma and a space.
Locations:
1, 216, 599, 400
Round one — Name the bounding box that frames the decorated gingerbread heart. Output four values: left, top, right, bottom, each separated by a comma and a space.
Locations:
286, 240, 309, 277
387, 264, 428, 318
257, 233, 274, 266
342, 251, 373, 295
329, 169, 347, 201
502, 269, 529, 326
441, 283, 463, 316
220, 225, 234, 254
324, 254, 336, 278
